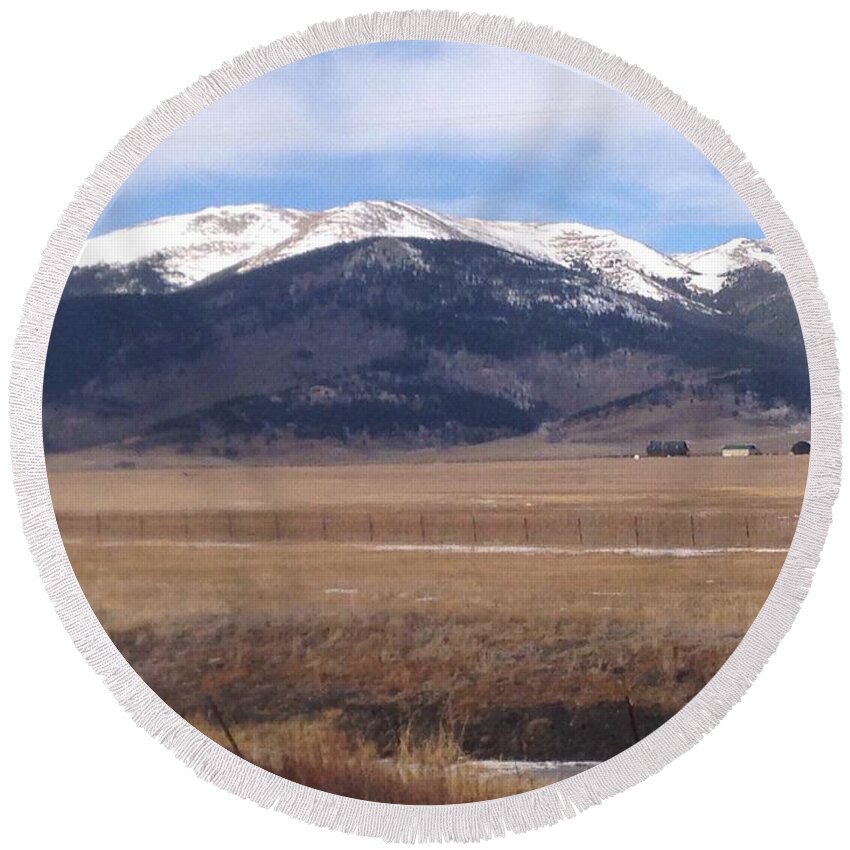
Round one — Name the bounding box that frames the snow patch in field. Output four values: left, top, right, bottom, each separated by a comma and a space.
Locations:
361, 543, 787, 557
471, 759, 599, 780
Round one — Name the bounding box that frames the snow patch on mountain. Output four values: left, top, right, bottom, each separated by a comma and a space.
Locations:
77, 204, 306, 286
236, 201, 694, 302
502, 280, 667, 326
481, 218, 694, 301
675, 238, 779, 294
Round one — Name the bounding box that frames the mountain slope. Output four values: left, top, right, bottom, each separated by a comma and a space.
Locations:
46, 236, 808, 455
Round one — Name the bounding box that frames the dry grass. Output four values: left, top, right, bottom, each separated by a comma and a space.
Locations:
190, 711, 543, 803
47, 455, 809, 514
51, 455, 807, 550
67, 539, 784, 640
67, 539, 785, 756
50, 455, 807, 802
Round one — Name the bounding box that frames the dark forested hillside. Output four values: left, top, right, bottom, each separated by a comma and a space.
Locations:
65, 261, 178, 296
44, 237, 809, 453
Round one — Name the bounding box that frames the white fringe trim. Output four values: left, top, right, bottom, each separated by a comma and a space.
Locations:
8, 10, 841, 843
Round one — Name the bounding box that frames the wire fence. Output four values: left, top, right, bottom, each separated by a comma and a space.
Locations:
54, 508, 798, 549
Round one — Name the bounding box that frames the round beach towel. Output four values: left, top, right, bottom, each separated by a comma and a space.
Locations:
10, 11, 840, 842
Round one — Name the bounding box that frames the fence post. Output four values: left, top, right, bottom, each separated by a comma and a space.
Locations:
204, 696, 243, 759
368, 513, 374, 542
624, 694, 640, 744
577, 515, 584, 546
690, 513, 696, 547
420, 513, 426, 543
633, 514, 640, 547
471, 513, 478, 543
745, 516, 751, 547
227, 511, 233, 541
524, 516, 530, 544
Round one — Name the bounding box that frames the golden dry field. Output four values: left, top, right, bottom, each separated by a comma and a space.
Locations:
48, 454, 809, 803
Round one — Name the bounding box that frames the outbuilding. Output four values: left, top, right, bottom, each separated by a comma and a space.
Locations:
647, 440, 690, 457
721, 443, 762, 457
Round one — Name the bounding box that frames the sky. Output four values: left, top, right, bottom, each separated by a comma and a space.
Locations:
92, 41, 762, 254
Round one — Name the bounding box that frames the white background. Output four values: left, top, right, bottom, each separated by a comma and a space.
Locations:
1, 2, 847, 847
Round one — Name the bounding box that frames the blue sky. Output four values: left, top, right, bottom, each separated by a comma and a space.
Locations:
92, 41, 762, 253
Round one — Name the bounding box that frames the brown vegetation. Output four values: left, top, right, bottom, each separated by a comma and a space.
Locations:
48, 454, 808, 514
50, 455, 807, 803
191, 712, 545, 803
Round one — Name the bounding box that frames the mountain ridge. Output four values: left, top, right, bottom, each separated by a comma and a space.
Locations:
75, 201, 779, 301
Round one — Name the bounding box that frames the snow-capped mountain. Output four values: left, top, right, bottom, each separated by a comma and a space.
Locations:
233, 201, 695, 302
78, 204, 305, 287
76, 201, 776, 301
50, 222, 807, 455
674, 238, 780, 294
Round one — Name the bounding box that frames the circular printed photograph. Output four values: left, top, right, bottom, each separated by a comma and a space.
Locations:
44, 41, 810, 804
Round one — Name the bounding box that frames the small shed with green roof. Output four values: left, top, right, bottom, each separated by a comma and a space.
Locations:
721, 443, 762, 457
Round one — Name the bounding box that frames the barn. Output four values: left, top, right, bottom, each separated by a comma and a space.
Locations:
791, 440, 811, 455
721, 443, 762, 457
647, 440, 690, 457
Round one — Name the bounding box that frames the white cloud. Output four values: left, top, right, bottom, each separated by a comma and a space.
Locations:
135, 43, 670, 178
107, 42, 759, 249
